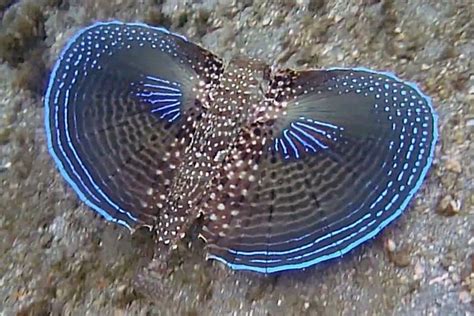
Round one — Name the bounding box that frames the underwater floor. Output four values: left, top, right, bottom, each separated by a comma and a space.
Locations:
0, 0, 472, 314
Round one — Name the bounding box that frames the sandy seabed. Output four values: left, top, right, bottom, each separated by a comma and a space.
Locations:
0, 0, 472, 315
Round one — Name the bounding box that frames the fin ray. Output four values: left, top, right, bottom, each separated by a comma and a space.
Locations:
205, 68, 437, 273
45, 21, 222, 228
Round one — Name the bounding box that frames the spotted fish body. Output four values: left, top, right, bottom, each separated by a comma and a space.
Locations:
45, 21, 438, 274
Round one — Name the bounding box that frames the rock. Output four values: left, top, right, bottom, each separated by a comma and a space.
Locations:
458, 290, 471, 304
389, 248, 411, 268
385, 238, 397, 253
445, 159, 462, 174
437, 195, 461, 216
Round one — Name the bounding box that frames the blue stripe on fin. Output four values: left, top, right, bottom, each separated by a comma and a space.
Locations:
206, 67, 438, 274
44, 21, 221, 229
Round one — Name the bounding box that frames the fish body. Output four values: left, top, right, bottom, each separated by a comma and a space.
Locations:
44, 21, 437, 273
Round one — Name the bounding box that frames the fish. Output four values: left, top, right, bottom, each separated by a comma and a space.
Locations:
44, 21, 438, 274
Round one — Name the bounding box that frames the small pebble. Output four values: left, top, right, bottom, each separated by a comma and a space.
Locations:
437, 195, 461, 216
390, 249, 411, 268
458, 291, 471, 304
445, 159, 462, 173
386, 239, 397, 252
414, 261, 425, 280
